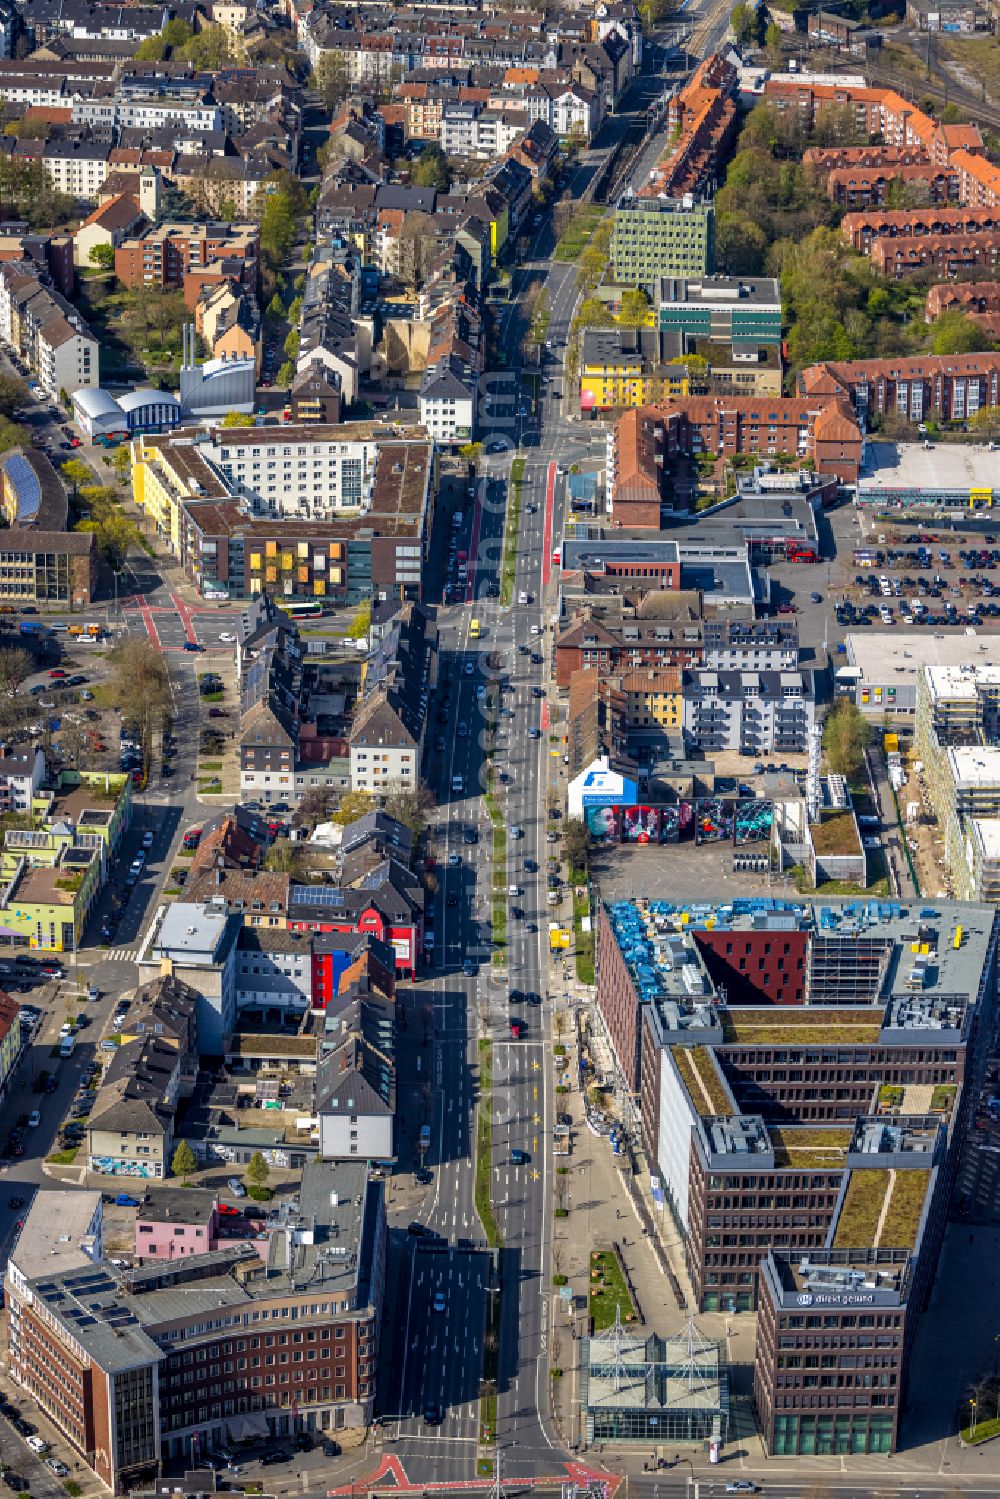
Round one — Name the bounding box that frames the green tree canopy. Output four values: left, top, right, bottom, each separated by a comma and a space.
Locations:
412, 144, 451, 191
221, 411, 255, 428
617, 287, 650, 328
171, 1140, 197, 1182
331, 789, 375, 826
347, 599, 371, 639
0, 373, 27, 419
730, 1, 758, 43
178, 23, 233, 67
930, 310, 989, 356
822, 699, 871, 780
246, 1151, 270, 1190
88, 242, 115, 270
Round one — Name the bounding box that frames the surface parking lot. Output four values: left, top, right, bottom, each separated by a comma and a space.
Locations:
593, 837, 789, 907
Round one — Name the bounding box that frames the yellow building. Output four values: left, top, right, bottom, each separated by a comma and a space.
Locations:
131, 433, 229, 556
579, 327, 691, 414
619, 668, 683, 731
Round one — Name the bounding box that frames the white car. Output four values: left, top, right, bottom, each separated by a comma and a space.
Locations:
59, 1022, 73, 1037
219, 632, 236, 643
432, 1291, 446, 1313
25, 1437, 49, 1455
27, 1110, 40, 1128
142, 831, 154, 849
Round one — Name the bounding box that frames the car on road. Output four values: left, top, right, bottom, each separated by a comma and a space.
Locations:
447, 892, 459, 907
432, 1291, 446, 1313
463, 660, 474, 675
462, 958, 478, 977
448, 852, 460, 867
207, 706, 227, 718
182, 641, 203, 652
408, 1220, 431, 1236
219, 632, 236, 643
321, 1438, 342, 1457
259, 1451, 289, 1467
26, 1110, 39, 1128
725, 1486, 757, 1494
7, 1196, 24, 1209
511, 1149, 529, 1165
528, 727, 540, 739
511, 826, 523, 839
423, 1405, 443, 1426
510, 1019, 524, 1038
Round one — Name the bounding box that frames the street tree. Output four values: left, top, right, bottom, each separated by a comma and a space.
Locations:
247, 1151, 271, 1193
108, 639, 171, 760
617, 287, 650, 328
171, 1140, 197, 1182
88, 243, 115, 271
563, 818, 591, 877
313, 53, 352, 110
0, 647, 33, 695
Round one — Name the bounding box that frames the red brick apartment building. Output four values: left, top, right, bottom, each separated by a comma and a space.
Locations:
800, 351, 1000, 424
643, 53, 738, 200
610, 397, 862, 514
871, 232, 1000, 278
841, 205, 1000, 253
825, 164, 959, 208
925, 280, 1000, 339
7, 1162, 385, 1493
115, 221, 259, 294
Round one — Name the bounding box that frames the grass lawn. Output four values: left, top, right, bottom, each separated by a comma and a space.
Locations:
573, 886, 594, 984
589, 1249, 638, 1331
555, 205, 605, 262
500, 459, 524, 608
475, 1039, 501, 1248
938, 33, 1000, 93
963, 1414, 1000, 1445
47, 1146, 79, 1165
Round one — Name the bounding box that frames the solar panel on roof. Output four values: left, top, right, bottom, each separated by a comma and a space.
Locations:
1, 453, 40, 525
291, 884, 344, 906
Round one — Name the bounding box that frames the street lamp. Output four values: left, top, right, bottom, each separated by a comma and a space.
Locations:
970, 1397, 978, 1438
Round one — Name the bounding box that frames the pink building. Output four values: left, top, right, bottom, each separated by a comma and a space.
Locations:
135, 1188, 220, 1259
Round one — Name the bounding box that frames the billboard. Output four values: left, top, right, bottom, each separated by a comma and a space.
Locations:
735, 799, 774, 846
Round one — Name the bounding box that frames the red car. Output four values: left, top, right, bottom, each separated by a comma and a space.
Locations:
218, 1203, 240, 1217
48, 669, 66, 679
69, 438, 81, 448
510, 1019, 524, 1039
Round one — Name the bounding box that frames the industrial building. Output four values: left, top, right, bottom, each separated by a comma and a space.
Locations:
857, 442, 1000, 511
595, 894, 999, 1454
840, 630, 998, 723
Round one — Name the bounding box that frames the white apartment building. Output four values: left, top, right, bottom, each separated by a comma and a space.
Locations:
208, 426, 380, 519
42, 140, 110, 201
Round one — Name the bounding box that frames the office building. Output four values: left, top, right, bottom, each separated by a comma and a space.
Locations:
596, 895, 999, 1454
6, 1161, 386, 1489
654, 276, 782, 349
612, 197, 714, 284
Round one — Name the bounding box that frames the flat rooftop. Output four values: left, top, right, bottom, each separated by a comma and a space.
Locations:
769, 1126, 853, 1170
948, 745, 1000, 787
673, 1045, 731, 1116
11, 1190, 101, 1282
833, 1165, 931, 1251
847, 630, 998, 686
721, 1007, 884, 1045
811, 810, 862, 856
971, 817, 1000, 858
606, 897, 997, 1011
858, 441, 1000, 497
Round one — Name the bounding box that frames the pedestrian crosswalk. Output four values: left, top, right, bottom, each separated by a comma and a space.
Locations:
104, 946, 137, 963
